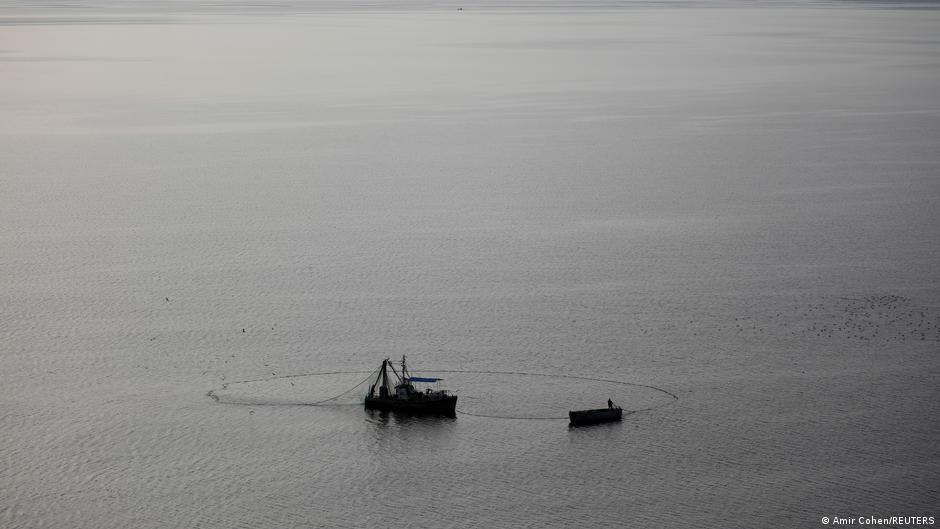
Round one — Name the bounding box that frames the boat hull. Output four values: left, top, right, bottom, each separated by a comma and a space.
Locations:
568, 407, 622, 426
364, 395, 458, 416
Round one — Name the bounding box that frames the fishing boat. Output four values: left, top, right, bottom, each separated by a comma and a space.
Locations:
364, 356, 457, 416
568, 405, 622, 426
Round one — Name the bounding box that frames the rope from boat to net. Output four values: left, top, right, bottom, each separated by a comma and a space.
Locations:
207, 369, 377, 406
453, 409, 638, 421
305, 369, 378, 405
421, 369, 679, 420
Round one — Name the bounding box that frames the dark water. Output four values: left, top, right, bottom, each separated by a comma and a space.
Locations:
2, 2, 939, 527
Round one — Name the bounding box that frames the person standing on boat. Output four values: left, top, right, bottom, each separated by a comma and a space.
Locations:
608, 398, 614, 409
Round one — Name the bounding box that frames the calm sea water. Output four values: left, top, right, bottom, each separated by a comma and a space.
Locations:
2, 1, 939, 527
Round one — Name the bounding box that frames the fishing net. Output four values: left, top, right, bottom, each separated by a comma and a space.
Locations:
208, 368, 676, 419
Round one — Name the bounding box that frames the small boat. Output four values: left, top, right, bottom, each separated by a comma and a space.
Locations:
364, 356, 457, 416
569, 405, 622, 426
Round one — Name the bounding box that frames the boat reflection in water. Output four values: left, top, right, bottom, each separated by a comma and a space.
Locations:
364, 356, 457, 417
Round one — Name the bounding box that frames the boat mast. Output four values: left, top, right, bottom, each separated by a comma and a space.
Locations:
387, 359, 402, 382
369, 358, 388, 397
369, 359, 388, 398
